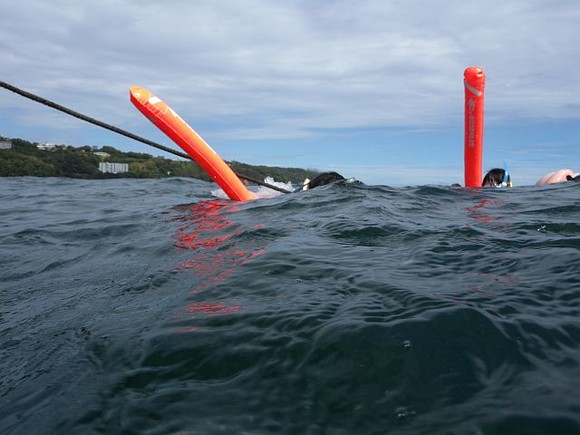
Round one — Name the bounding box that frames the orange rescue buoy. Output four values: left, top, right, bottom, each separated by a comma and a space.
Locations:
464, 67, 486, 188
130, 87, 255, 201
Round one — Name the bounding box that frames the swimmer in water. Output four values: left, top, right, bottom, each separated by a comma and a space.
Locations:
535, 169, 580, 186
296, 171, 346, 191
482, 167, 512, 188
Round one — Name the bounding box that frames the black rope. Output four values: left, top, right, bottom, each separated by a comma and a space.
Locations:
0, 80, 292, 194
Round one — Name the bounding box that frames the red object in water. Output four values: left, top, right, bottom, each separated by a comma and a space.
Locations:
464, 67, 486, 188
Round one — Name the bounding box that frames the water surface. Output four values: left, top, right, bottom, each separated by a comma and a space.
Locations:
1, 177, 579, 434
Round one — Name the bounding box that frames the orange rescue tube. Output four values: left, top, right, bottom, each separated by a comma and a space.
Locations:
130, 87, 255, 201
464, 67, 486, 188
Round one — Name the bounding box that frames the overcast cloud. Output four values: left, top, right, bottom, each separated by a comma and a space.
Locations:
1, 0, 579, 185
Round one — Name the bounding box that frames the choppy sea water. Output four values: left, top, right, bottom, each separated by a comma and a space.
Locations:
1, 176, 579, 435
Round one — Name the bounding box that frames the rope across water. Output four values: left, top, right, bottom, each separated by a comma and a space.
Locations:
0, 80, 292, 194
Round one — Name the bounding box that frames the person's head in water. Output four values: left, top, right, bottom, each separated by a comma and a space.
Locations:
536, 169, 580, 185
482, 168, 512, 188
306, 172, 345, 189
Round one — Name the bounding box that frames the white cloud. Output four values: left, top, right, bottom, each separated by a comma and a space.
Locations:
1, 0, 579, 184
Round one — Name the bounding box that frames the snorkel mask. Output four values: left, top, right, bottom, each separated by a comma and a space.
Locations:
292, 177, 311, 192
498, 162, 512, 188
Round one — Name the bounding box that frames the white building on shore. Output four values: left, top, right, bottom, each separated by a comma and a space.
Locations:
99, 162, 129, 174
37, 142, 57, 150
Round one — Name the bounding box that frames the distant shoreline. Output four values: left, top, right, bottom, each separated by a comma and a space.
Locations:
0, 137, 316, 184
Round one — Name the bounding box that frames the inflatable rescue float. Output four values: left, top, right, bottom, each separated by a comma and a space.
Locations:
130, 87, 255, 201
464, 67, 485, 188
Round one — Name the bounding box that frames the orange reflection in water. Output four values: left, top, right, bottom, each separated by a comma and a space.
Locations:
170, 199, 266, 330
172, 200, 265, 290
185, 301, 241, 316
461, 193, 522, 303
466, 198, 493, 223
175, 300, 243, 333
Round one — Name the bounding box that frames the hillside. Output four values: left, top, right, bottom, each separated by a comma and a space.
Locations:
0, 137, 317, 184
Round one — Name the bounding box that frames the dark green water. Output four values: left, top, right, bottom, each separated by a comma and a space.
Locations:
1, 177, 579, 434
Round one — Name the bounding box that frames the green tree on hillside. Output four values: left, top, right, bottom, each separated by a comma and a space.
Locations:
0, 136, 321, 183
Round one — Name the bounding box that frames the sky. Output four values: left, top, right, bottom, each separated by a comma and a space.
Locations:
1, 0, 579, 187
